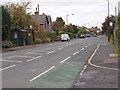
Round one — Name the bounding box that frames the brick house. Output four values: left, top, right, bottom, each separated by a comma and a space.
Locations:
31, 11, 52, 31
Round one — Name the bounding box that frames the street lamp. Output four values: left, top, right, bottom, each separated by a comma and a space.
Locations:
106, 0, 110, 42
66, 14, 74, 25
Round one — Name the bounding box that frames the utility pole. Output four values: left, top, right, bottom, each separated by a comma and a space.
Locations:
106, 0, 110, 42
115, 7, 117, 16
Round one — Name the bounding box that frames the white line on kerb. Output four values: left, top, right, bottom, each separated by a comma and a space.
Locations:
46, 50, 55, 54
0, 65, 16, 71
30, 66, 55, 82
81, 48, 84, 51
73, 51, 80, 55
88, 41, 120, 71
60, 56, 71, 63
27, 56, 42, 62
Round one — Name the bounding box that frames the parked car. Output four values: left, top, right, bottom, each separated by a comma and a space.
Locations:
85, 34, 91, 37
93, 34, 97, 37
79, 35, 85, 39
61, 34, 70, 42
54, 36, 60, 41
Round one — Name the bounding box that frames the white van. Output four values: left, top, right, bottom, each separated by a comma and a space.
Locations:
60, 34, 70, 42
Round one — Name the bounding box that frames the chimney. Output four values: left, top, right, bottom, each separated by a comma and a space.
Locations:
34, 7, 39, 15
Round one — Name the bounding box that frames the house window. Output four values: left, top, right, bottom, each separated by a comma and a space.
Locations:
14, 32, 18, 39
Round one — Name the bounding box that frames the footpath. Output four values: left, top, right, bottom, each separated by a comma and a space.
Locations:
72, 37, 119, 89
2, 37, 119, 89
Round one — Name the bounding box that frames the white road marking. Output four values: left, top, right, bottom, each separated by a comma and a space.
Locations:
58, 47, 63, 50
73, 51, 80, 55
3, 55, 17, 59
88, 43, 91, 46
47, 44, 53, 46
46, 50, 55, 54
0, 65, 16, 71
60, 56, 71, 63
88, 41, 120, 71
81, 48, 84, 51
25, 52, 40, 55
85, 45, 88, 48
16, 56, 33, 58
79, 65, 87, 78
1, 60, 22, 63
30, 66, 55, 81
27, 56, 42, 62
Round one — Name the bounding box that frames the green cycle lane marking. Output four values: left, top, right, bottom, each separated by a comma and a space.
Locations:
26, 62, 84, 88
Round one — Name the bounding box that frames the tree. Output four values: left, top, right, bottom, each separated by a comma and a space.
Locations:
72, 24, 79, 34
78, 27, 89, 35
102, 16, 115, 42
52, 17, 65, 35
5, 2, 31, 30
2, 6, 11, 41
62, 24, 74, 33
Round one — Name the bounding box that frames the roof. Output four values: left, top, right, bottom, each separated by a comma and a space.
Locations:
31, 14, 50, 25
89, 27, 100, 32
11, 29, 28, 32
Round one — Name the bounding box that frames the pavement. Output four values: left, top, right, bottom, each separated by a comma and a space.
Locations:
72, 37, 119, 88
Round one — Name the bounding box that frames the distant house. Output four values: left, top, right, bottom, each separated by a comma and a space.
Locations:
31, 11, 52, 31
89, 27, 101, 33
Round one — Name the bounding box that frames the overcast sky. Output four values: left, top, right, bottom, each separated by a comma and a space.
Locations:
0, 0, 120, 28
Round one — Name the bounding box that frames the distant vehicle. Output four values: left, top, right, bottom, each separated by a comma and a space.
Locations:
79, 35, 85, 39
85, 34, 91, 37
93, 34, 97, 37
61, 34, 70, 42
54, 36, 60, 41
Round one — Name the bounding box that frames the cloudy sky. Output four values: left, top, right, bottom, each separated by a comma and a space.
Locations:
0, 0, 119, 28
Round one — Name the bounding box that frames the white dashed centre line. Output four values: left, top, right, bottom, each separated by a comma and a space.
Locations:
60, 56, 71, 63
30, 66, 55, 81
81, 48, 85, 51
46, 50, 55, 54
73, 51, 80, 55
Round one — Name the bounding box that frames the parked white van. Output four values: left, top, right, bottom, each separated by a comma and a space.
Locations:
60, 34, 70, 42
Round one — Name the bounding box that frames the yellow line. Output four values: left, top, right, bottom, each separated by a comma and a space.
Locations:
88, 41, 120, 71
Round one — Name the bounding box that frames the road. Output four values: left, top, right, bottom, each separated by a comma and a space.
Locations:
2, 36, 103, 88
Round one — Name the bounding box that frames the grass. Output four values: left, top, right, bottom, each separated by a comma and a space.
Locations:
109, 39, 120, 58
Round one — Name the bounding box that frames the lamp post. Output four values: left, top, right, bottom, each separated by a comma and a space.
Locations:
106, 0, 110, 42
66, 14, 74, 25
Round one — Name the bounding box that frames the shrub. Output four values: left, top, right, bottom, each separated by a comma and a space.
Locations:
46, 38, 51, 43
2, 41, 14, 48
35, 39, 42, 44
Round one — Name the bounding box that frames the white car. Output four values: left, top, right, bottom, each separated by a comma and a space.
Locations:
61, 34, 70, 42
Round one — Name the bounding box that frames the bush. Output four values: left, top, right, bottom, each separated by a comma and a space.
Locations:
35, 39, 42, 44
2, 41, 14, 48
46, 38, 51, 43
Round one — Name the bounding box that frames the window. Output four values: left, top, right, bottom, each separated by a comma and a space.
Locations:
14, 32, 18, 39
